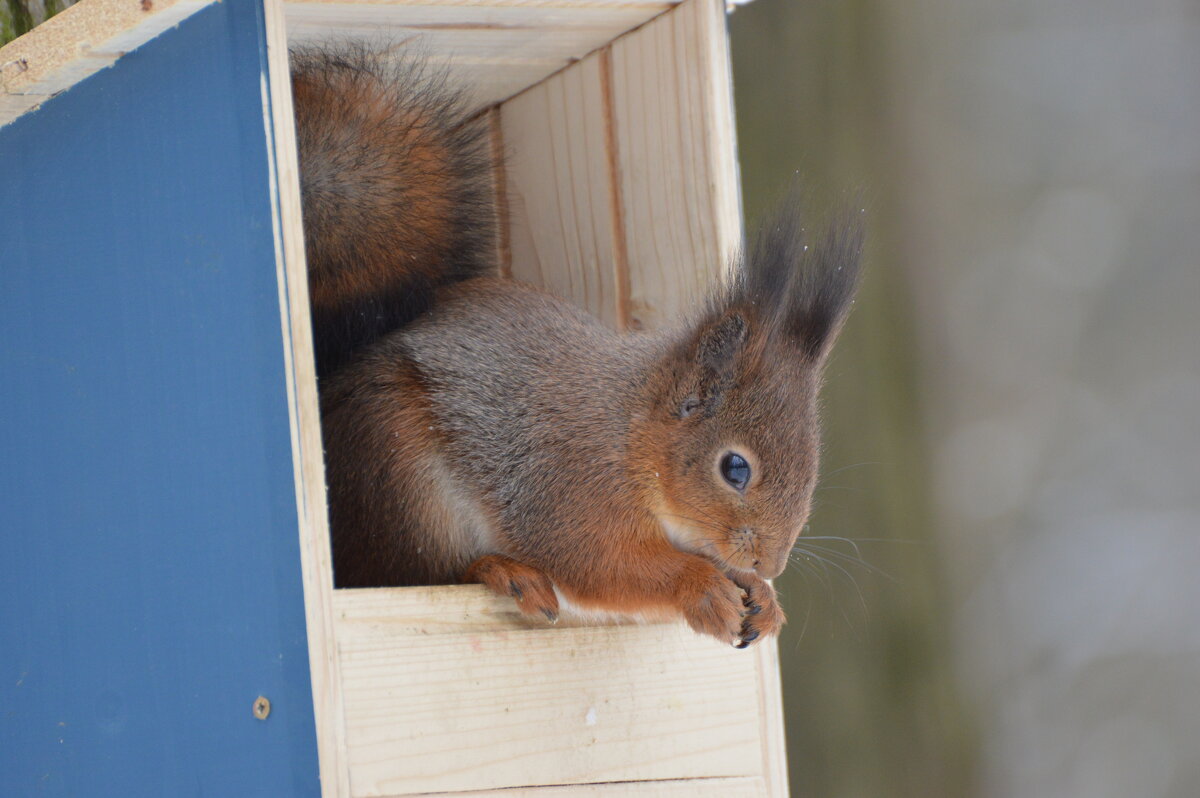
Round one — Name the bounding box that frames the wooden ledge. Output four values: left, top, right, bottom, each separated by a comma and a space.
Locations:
329, 585, 772, 796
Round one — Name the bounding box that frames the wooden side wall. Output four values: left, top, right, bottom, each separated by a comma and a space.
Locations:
499, 0, 742, 331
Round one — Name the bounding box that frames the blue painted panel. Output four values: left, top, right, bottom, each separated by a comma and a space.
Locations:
0, 2, 320, 795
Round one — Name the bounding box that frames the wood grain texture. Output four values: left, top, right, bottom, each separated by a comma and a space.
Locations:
0, 0, 215, 126
753, 639, 789, 798
333, 586, 765, 797
399, 776, 767, 797
285, 0, 680, 6
609, 0, 741, 330
500, 49, 622, 326
495, 0, 742, 333
488, 107, 514, 276
283, 1, 681, 110
263, 0, 351, 794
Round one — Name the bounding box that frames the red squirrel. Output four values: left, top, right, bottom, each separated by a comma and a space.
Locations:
292, 45, 862, 648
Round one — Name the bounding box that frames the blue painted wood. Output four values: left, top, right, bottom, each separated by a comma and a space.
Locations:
0, 2, 321, 795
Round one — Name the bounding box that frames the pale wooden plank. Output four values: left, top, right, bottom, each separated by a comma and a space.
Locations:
599, 46, 633, 331
283, 3, 666, 48
420, 57, 567, 109
283, 2, 679, 110
283, 27, 593, 63
400, 775, 767, 797
489, 108, 513, 276
753, 639, 789, 798
261, 0, 350, 795
499, 49, 622, 326
608, 0, 741, 330
283, 22, 629, 63
0, 92, 44, 120
333, 586, 764, 797
286, 0, 680, 9
334, 584, 630, 634
0, 0, 215, 127
1, 53, 112, 95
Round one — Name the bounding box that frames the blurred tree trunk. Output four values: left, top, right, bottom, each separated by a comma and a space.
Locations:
729, 1, 978, 796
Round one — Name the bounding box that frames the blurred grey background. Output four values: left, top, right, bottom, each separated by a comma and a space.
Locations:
730, 0, 1200, 796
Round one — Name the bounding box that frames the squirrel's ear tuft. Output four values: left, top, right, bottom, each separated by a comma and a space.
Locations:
673, 311, 748, 417
738, 191, 864, 359
696, 311, 748, 377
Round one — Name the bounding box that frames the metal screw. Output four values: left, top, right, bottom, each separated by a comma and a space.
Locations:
253, 696, 271, 720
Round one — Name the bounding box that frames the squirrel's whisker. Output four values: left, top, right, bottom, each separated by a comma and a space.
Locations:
792, 541, 897, 583
790, 548, 869, 617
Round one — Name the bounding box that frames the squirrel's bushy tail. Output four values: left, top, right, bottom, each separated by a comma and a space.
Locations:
291, 44, 495, 377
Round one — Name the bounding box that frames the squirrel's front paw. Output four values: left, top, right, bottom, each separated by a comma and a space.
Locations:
678, 566, 747, 645
464, 554, 561, 624
727, 570, 785, 648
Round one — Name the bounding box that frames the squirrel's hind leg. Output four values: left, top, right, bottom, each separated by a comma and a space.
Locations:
322, 347, 497, 587
464, 554, 560, 624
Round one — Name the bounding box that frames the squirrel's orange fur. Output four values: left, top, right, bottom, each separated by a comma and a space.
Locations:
293, 45, 862, 647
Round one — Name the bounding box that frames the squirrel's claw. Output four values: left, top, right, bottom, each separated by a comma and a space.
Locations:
464, 555, 561, 625
727, 571, 785, 649
735, 626, 761, 649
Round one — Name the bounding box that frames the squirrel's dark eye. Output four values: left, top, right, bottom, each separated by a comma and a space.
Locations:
720, 452, 751, 491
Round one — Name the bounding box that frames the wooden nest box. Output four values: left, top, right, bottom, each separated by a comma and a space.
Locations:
0, 0, 787, 796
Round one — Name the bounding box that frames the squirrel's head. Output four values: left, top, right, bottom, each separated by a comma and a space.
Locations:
637, 198, 863, 579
